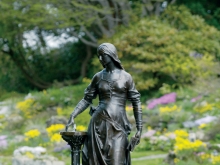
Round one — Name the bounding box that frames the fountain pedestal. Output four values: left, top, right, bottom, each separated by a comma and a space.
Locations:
60, 131, 87, 165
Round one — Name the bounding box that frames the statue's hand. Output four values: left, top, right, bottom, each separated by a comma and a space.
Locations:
65, 115, 74, 132
134, 128, 142, 145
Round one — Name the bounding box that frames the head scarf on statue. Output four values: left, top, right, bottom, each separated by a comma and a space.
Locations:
97, 43, 124, 70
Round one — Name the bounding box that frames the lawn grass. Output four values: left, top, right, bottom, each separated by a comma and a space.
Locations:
0, 156, 13, 165
131, 151, 167, 165
132, 158, 165, 165
57, 151, 167, 165
131, 150, 166, 158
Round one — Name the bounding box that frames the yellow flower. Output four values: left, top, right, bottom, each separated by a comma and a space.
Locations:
82, 77, 91, 84
194, 102, 213, 113
211, 155, 220, 164
174, 158, 179, 163
43, 90, 47, 95
16, 99, 34, 110
125, 106, 132, 111
16, 98, 35, 118
24, 129, 40, 140
46, 124, 65, 144
156, 131, 161, 135
174, 129, 188, 138
159, 105, 181, 114
25, 152, 35, 159
199, 123, 207, 129
46, 124, 65, 135
174, 137, 206, 152
0, 114, 5, 120
200, 153, 210, 160
50, 133, 62, 143
56, 107, 63, 116
76, 125, 87, 131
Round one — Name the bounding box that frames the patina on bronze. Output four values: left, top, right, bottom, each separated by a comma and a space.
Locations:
60, 131, 87, 165
66, 43, 142, 165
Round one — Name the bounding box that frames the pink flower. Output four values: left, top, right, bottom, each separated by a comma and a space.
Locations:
142, 130, 156, 138
147, 93, 177, 109
0, 135, 8, 149
167, 133, 176, 139
191, 95, 202, 102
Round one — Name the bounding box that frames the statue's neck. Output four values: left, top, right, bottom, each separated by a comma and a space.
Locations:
105, 62, 119, 73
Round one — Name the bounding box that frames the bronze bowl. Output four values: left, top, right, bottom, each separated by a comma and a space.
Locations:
60, 131, 87, 150
60, 131, 87, 165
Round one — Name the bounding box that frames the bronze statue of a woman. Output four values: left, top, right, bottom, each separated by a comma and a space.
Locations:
66, 43, 142, 165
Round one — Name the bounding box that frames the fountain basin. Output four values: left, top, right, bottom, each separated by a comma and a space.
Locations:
60, 131, 87, 165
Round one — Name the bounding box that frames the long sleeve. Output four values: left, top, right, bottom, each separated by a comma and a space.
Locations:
83, 73, 99, 103
127, 74, 142, 130
71, 73, 99, 117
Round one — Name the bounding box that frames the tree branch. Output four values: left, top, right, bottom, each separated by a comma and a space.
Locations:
154, 2, 161, 16
110, 0, 119, 27
170, 0, 176, 4
70, 31, 98, 47
95, 17, 112, 37
117, 0, 130, 25
80, 25, 97, 43
79, 36, 98, 47
97, 0, 115, 31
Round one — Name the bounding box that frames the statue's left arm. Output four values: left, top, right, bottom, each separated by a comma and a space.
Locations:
127, 74, 142, 143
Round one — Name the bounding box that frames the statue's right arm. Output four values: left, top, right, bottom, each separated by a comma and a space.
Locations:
66, 72, 100, 131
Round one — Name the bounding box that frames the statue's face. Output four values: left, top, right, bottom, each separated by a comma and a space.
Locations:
98, 53, 112, 67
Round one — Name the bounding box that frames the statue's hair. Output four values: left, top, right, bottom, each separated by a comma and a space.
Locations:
97, 43, 124, 70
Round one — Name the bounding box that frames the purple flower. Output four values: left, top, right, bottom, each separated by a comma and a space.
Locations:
147, 93, 177, 109
0, 135, 8, 149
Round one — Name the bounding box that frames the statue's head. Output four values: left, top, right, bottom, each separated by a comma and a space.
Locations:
97, 43, 123, 69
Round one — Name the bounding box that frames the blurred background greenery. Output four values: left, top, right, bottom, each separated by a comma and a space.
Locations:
0, 0, 220, 165
0, 0, 219, 95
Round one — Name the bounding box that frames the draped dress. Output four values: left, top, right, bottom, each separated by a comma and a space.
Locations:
82, 68, 141, 165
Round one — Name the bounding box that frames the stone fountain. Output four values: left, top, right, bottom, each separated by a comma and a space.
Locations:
60, 125, 87, 165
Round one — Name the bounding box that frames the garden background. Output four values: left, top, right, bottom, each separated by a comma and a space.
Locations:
0, 0, 220, 165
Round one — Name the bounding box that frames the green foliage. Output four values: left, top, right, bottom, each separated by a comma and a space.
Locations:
206, 119, 220, 141
32, 83, 89, 108
175, 0, 220, 30
97, 5, 220, 91
29, 42, 90, 86
74, 109, 91, 127
0, 39, 90, 92
0, 52, 31, 93
57, 106, 91, 127
0, 0, 96, 91
135, 135, 175, 152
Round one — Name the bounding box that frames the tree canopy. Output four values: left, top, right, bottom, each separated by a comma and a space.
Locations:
96, 5, 220, 91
